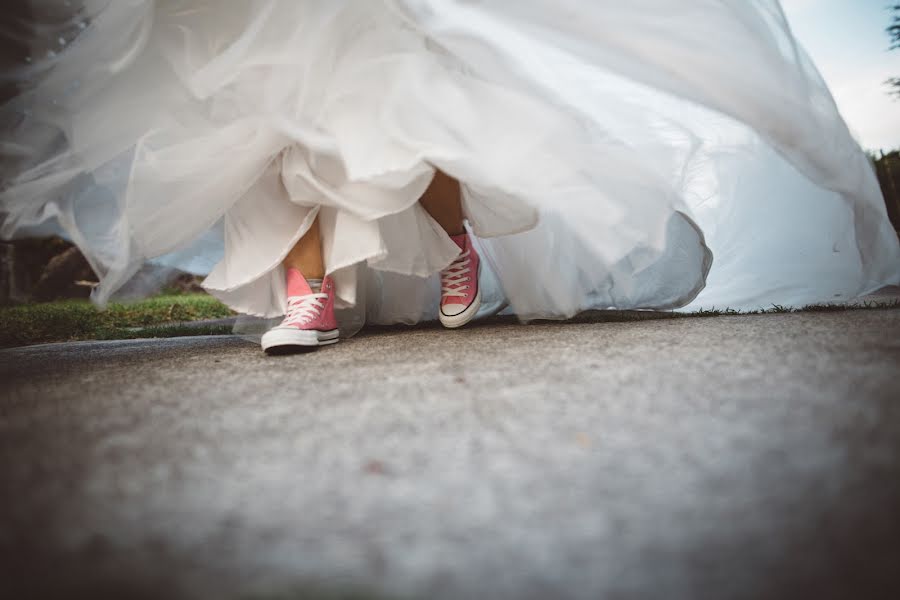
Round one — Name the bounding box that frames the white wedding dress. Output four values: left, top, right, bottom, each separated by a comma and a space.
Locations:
2, 0, 898, 333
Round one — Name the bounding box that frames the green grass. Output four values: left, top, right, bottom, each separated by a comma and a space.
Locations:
0, 294, 234, 348
1, 295, 898, 349
92, 323, 236, 341
687, 299, 900, 316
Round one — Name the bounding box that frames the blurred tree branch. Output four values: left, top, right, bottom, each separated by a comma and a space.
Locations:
888, 4, 900, 97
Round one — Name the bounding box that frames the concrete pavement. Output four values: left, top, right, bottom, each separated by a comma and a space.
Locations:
1, 309, 899, 599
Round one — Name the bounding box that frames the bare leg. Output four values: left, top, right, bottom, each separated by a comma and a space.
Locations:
282, 171, 461, 275
281, 170, 463, 276
420, 170, 464, 235
283, 215, 325, 279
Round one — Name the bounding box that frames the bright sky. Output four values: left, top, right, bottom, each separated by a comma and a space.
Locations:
781, 0, 900, 151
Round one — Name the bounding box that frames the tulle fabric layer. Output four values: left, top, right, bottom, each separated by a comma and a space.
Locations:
1, 0, 897, 332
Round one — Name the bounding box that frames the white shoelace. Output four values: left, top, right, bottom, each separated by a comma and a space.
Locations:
281, 293, 328, 327
441, 250, 472, 300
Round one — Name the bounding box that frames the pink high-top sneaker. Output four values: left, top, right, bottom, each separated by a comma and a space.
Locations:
439, 233, 482, 329
261, 268, 339, 354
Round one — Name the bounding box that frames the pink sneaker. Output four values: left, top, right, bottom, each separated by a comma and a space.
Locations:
261, 268, 339, 354
439, 233, 482, 329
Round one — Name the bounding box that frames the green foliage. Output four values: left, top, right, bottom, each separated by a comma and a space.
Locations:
871, 150, 900, 232
0, 294, 234, 347
889, 4, 900, 49
888, 4, 900, 96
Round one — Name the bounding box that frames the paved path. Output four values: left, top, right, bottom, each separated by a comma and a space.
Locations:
2, 310, 899, 599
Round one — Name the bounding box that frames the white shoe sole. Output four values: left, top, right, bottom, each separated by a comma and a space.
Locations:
439, 286, 482, 329
261, 327, 339, 353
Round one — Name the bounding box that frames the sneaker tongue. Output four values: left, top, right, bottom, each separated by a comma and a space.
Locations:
450, 233, 468, 251
286, 268, 313, 296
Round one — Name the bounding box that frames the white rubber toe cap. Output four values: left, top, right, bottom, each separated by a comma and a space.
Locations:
441, 303, 468, 317
261, 327, 339, 352
439, 288, 482, 329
